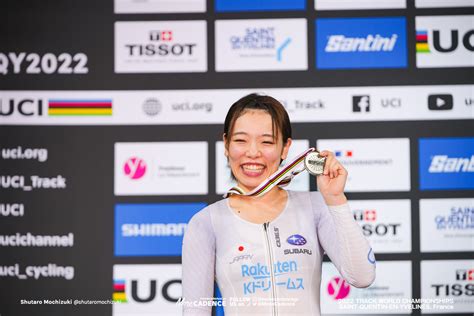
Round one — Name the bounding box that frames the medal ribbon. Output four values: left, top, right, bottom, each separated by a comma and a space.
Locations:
224, 147, 316, 198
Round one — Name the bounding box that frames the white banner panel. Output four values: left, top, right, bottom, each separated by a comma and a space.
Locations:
349, 199, 412, 253
1, 85, 472, 125
321, 261, 412, 314
316, 0, 406, 10
215, 139, 310, 194
114, 0, 206, 13
215, 19, 308, 72
421, 260, 474, 314
420, 198, 474, 252
115, 21, 207, 73
317, 138, 411, 192
113, 264, 182, 316
114, 142, 208, 195
416, 16, 474, 68
415, 0, 474, 8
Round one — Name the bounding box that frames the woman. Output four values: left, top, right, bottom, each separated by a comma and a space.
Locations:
182, 93, 375, 315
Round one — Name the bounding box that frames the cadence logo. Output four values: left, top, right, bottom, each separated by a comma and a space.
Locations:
419, 137, 474, 190
318, 138, 410, 192
112, 264, 182, 316
327, 277, 350, 300
115, 21, 207, 73
123, 157, 147, 180
114, 203, 205, 256
316, 17, 407, 69
416, 15, 474, 68
419, 198, 474, 252
215, 19, 307, 72
350, 200, 411, 253
215, 0, 305, 12
421, 260, 474, 313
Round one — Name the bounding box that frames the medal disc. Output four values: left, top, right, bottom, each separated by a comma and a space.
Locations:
304, 151, 326, 176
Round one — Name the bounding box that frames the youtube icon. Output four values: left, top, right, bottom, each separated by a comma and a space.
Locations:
428, 94, 453, 110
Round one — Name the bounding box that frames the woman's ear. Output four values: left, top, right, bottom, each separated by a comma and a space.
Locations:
223, 133, 229, 157
281, 138, 292, 160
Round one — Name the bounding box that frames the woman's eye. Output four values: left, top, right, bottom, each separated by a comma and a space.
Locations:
234, 139, 245, 143
263, 141, 274, 144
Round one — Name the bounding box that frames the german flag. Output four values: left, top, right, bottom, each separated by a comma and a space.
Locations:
48, 99, 112, 116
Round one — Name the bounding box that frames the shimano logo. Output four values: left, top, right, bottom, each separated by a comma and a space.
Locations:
325, 34, 398, 52
429, 155, 474, 173
121, 223, 187, 237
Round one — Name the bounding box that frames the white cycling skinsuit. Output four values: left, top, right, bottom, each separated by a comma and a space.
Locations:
182, 190, 376, 315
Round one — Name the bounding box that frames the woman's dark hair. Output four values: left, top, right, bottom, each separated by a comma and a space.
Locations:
223, 93, 292, 146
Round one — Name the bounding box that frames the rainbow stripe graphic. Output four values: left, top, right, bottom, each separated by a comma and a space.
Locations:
48, 99, 112, 116
112, 279, 127, 303
416, 31, 430, 53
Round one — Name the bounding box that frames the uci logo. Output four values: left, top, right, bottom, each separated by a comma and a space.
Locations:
427, 29, 474, 53
0, 99, 43, 116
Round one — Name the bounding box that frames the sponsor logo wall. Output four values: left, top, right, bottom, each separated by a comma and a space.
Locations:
114, 142, 208, 195
1, 1, 473, 316
215, 19, 308, 72
416, 15, 474, 68
420, 260, 474, 313
316, 138, 411, 192
114, 203, 206, 256
316, 17, 407, 69
321, 261, 412, 314
419, 198, 474, 252
114, 21, 207, 73
112, 264, 182, 316
419, 137, 474, 190
349, 199, 412, 253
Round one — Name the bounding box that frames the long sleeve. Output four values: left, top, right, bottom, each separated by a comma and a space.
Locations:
311, 192, 376, 288
181, 208, 215, 315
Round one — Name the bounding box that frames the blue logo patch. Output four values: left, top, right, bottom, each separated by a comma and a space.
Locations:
114, 203, 206, 256
215, 0, 305, 12
286, 234, 307, 246
367, 248, 376, 264
316, 17, 407, 69
419, 137, 474, 190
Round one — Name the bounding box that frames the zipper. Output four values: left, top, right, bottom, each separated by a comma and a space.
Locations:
263, 222, 278, 316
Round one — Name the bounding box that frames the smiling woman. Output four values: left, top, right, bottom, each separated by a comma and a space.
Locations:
181, 93, 376, 316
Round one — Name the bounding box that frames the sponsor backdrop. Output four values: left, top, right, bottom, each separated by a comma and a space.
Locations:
0, 0, 473, 316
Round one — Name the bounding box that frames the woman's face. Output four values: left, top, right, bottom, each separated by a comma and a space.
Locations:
224, 109, 292, 192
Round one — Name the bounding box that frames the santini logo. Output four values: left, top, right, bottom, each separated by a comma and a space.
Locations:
325, 34, 398, 52
429, 155, 474, 173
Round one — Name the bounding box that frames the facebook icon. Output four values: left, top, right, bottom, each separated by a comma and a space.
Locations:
353, 95, 371, 112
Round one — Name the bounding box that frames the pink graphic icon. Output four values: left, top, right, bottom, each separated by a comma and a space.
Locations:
327, 276, 350, 300
123, 157, 147, 180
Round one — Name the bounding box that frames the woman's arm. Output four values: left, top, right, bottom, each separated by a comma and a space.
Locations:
312, 192, 376, 288
182, 208, 215, 315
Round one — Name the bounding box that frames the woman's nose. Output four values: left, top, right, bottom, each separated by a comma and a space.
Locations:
246, 141, 261, 157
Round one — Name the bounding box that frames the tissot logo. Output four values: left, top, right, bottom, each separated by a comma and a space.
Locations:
149, 30, 173, 41
352, 95, 370, 112
0, 99, 43, 116
428, 94, 453, 110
